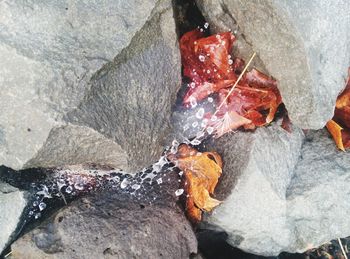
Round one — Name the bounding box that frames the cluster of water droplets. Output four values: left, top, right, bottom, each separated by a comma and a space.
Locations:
26, 140, 189, 221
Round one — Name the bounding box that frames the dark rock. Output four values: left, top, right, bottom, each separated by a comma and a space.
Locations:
10, 170, 197, 259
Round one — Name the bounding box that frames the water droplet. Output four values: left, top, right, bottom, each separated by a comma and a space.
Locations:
190, 82, 196, 88
33, 201, 39, 207
132, 184, 141, 190
204, 22, 209, 29
206, 127, 214, 135
29, 211, 34, 216
34, 212, 41, 219
175, 189, 184, 196
192, 121, 198, 128
190, 139, 201, 145
39, 202, 46, 211
157, 178, 163, 184
228, 59, 233, 65
65, 186, 73, 194
74, 183, 84, 191
189, 96, 197, 108
208, 97, 213, 103
179, 171, 183, 176
120, 178, 129, 189
207, 70, 211, 74
196, 108, 205, 119
211, 115, 218, 121
198, 55, 205, 62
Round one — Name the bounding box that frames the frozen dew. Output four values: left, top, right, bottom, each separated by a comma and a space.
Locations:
179, 171, 184, 176
228, 59, 233, 65
204, 22, 209, 29
206, 69, 211, 74
192, 121, 198, 128
206, 126, 214, 135
156, 178, 163, 184
208, 97, 214, 103
190, 139, 201, 146
65, 185, 73, 194
201, 118, 208, 128
189, 96, 197, 108
120, 178, 129, 189
39, 202, 47, 211
132, 184, 141, 190
183, 124, 190, 131
36, 185, 52, 198
33, 200, 39, 207
175, 189, 184, 196
195, 108, 205, 119
190, 82, 196, 88
74, 182, 84, 191
198, 55, 205, 62
34, 213, 41, 219
211, 115, 218, 121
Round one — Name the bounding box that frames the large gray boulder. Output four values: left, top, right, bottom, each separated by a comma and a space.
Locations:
0, 182, 28, 254
196, 0, 350, 129
201, 121, 305, 256
0, 0, 180, 172
201, 126, 350, 256
10, 171, 198, 259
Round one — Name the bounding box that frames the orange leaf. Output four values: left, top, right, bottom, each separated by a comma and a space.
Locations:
326, 120, 345, 151
168, 144, 222, 223
326, 68, 350, 150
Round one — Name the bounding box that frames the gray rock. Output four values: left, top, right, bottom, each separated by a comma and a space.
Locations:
10, 172, 197, 259
201, 125, 350, 256
196, 0, 350, 129
286, 129, 350, 253
67, 1, 181, 172
0, 182, 28, 253
201, 121, 304, 256
0, 0, 180, 172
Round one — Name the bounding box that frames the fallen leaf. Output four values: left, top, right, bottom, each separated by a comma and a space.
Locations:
326, 120, 345, 151
326, 68, 350, 150
180, 30, 283, 135
168, 144, 222, 223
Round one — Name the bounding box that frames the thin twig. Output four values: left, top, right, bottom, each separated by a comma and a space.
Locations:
4, 251, 12, 258
338, 237, 348, 259
59, 188, 68, 205
213, 52, 256, 116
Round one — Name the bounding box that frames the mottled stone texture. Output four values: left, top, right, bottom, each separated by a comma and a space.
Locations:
0, 0, 180, 172
10, 171, 197, 259
196, 0, 350, 129
200, 125, 350, 256
0, 182, 28, 253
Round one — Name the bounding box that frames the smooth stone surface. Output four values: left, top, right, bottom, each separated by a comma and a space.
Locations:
201, 126, 350, 256
286, 129, 350, 253
201, 121, 304, 256
0, 182, 28, 254
0, 0, 180, 172
196, 0, 350, 129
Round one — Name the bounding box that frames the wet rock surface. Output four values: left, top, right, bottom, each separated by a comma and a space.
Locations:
196, 0, 350, 129
0, 0, 180, 172
9, 169, 197, 259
